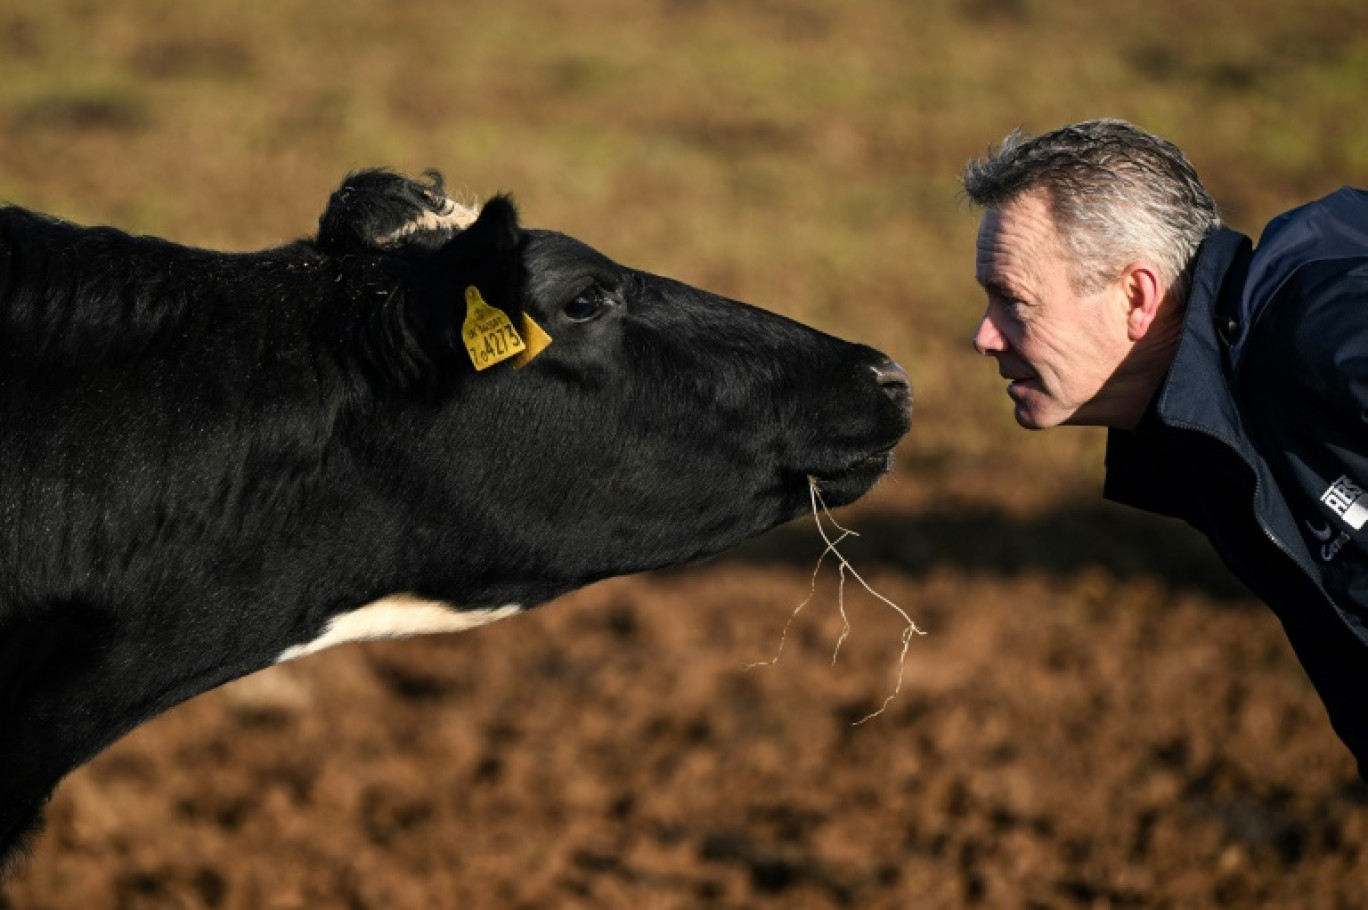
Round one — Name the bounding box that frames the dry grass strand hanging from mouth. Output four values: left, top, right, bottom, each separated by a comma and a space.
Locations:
747, 476, 926, 725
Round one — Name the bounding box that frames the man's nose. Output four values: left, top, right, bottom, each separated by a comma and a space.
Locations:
972, 313, 1005, 356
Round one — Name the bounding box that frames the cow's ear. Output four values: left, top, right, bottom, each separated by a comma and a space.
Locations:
317, 169, 476, 254
441, 195, 520, 261
428, 194, 524, 311
344, 194, 526, 390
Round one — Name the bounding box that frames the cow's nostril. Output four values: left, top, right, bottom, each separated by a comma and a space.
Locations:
872, 360, 912, 406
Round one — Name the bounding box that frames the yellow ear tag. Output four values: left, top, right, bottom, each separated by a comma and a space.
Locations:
510, 312, 553, 369
462, 286, 526, 371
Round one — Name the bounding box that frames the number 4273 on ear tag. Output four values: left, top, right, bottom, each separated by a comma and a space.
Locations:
462, 286, 527, 370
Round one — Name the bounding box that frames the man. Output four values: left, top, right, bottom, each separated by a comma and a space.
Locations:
965, 118, 1368, 776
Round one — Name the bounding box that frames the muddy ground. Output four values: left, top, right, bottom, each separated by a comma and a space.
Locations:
5, 477, 1366, 909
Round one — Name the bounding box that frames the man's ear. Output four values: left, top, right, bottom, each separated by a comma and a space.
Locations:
1120, 260, 1166, 341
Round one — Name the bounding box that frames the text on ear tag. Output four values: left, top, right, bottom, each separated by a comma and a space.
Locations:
462, 286, 526, 370
511, 313, 553, 369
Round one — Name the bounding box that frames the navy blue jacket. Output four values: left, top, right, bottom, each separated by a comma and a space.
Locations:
1105, 188, 1368, 776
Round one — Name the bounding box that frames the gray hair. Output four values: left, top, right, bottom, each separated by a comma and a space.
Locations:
962, 119, 1221, 300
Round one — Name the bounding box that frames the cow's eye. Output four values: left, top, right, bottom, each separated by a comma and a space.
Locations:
563, 286, 611, 322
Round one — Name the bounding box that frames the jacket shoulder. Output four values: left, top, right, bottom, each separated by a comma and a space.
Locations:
1246, 256, 1368, 416
1241, 187, 1368, 389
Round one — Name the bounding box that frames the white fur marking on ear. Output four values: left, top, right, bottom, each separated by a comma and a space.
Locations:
276, 595, 522, 664
376, 201, 480, 245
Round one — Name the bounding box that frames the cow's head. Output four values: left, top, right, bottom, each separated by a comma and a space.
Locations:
316, 170, 912, 608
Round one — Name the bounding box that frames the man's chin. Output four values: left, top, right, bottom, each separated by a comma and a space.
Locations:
1011, 395, 1067, 430
1007, 383, 1053, 430
1013, 407, 1053, 431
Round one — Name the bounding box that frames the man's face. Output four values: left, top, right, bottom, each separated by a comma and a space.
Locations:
972, 191, 1133, 430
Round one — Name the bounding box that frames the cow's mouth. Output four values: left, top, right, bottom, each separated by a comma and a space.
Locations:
808, 448, 896, 508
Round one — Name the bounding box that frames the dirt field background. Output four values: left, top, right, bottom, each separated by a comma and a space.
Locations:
3, 1, 1368, 907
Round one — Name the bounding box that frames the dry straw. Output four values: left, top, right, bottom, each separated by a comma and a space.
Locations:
747, 477, 925, 724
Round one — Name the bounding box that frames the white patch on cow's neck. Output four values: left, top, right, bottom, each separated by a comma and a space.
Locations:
276, 595, 522, 664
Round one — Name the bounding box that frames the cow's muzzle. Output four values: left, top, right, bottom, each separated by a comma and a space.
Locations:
803, 358, 912, 507
872, 359, 913, 415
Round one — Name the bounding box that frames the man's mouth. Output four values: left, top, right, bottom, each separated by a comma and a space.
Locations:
999, 362, 1036, 385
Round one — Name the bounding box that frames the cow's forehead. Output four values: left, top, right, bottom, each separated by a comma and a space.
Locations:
524, 229, 618, 273
523, 229, 622, 298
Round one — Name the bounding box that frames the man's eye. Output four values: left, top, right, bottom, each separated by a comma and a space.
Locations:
564, 287, 609, 321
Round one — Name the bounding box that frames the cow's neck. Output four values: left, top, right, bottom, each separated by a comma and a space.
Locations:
0, 576, 526, 872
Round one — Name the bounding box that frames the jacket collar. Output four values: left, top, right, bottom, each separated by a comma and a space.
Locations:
1153, 227, 1253, 438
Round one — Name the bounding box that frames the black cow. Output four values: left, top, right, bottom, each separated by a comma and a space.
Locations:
0, 170, 911, 873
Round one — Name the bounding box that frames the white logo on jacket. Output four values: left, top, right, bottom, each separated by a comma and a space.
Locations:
1320, 475, 1368, 529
